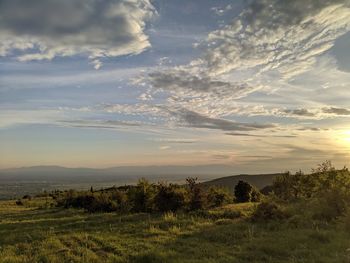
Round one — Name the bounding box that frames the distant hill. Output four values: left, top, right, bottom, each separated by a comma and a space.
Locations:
0, 165, 282, 199
202, 173, 282, 191
0, 164, 240, 184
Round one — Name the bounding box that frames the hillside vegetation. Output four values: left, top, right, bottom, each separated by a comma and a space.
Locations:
1, 161, 350, 263
202, 173, 282, 190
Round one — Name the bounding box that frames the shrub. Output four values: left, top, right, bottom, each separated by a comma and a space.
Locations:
85, 194, 118, 213
251, 201, 288, 222
186, 177, 207, 211
154, 183, 186, 212
22, 195, 32, 200
15, 200, 24, 206
129, 179, 156, 212
207, 187, 233, 207
111, 189, 131, 212
251, 188, 262, 202
234, 180, 253, 203
312, 190, 349, 221
260, 185, 274, 195
340, 210, 350, 233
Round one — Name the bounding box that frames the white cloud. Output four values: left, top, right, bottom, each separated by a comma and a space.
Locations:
0, 0, 156, 67
204, 1, 350, 78
136, 1, 350, 126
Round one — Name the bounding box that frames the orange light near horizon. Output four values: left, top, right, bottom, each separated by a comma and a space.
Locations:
337, 130, 350, 146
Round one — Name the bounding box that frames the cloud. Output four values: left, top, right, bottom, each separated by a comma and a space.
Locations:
82, 103, 276, 133
212, 154, 231, 160
136, 0, 350, 125
146, 70, 255, 98
323, 107, 350, 115
275, 106, 350, 119
159, 145, 171, 150
204, 1, 350, 78
137, 69, 261, 117
0, 0, 156, 66
61, 119, 141, 128
281, 108, 316, 118
211, 4, 233, 16
0, 109, 64, 128
151, 138, 198, 144
168, 108, 276, 132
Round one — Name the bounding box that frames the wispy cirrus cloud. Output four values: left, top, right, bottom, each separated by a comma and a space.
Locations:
135, 0, 350, 127
203, 0, 350, 78
322, 107, 350, 116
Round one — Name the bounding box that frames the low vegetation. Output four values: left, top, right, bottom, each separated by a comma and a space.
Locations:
1, 161, 350, 262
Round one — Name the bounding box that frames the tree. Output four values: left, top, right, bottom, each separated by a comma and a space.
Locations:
129, 178, 156, 212
154, 183, 185, 212
234, 180, 253, 203
207, 187, 233, 207
272, 171, 306, 200
186, 177, 206, 210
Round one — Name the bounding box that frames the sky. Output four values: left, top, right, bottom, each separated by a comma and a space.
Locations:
1, 0, 350, 173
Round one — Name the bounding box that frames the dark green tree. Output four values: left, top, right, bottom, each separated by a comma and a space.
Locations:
186, 177, 206, 210
154, 183, 185, 212
234, 180, 253, 203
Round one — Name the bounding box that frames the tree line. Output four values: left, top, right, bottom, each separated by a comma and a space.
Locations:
51, 178, 261, 213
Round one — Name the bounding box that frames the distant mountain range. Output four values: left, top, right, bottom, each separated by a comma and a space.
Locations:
0, 165, 244, 184
0, 165, 279, 199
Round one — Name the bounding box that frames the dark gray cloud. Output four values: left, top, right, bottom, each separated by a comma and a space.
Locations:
0, 0, 156, 65
169, 108, 275, 132
323, 107, 350, 115
146, 70, 255, 98
296, 127, 327, 131
282, 108, 316, 117
60, 119, 142, 129
226, 132, 296, 138
244, 0, 348, 30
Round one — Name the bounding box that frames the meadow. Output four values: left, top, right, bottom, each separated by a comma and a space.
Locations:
0, 197, 350, 263
1, 162, 350, 263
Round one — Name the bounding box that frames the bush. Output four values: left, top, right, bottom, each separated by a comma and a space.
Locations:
111, 189, 131, 212
207, 187, 233, 207
186, 177, 207, 211
15, 200, 24, 206
234, 180, 253, 203
251, 201, 288, 222
251, 188, 262, 202
312, 190, 349, 221
154, 183, 186, 212
129, 179, 156, 212
85, 194, 118, 213
22, 195, 32, 200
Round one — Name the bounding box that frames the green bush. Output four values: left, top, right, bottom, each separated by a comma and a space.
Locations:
251, 201, 288, 222
129, 179, 156, 212
111, 190, 131, 212
234, 180, 261, 203
186, 177, 207, 211
251, 188, 262, 202
207, 187, 233, 207
154, 183, 186, 212
312, 190, 349, 221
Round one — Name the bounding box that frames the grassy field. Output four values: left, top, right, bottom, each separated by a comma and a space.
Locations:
1, 198, 350, 263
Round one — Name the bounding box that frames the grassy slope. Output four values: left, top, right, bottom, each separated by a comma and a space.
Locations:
0, 199, 349, 263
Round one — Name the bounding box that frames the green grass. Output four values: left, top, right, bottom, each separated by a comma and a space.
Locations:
0, 199, 349, 263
